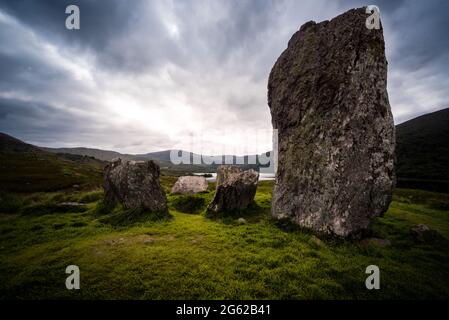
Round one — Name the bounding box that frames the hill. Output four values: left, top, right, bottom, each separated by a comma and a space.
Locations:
0, 133, 104, 193
2, 107, 448, 192
43, 147, 263, 173
0, 132, 39, 153
396, 107, 449, 192
40, 146, 137, 162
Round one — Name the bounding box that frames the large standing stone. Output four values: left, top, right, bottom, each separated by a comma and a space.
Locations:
171, 176, 208, 194
103, 158, 168, 212
268, 8, 395, 237
207, 166, 259, 213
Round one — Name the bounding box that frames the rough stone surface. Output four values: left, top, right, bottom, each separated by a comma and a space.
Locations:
171, 176, 208, 194
103, 158, 167, 212
268, 8, 395, 237
207, 166, 259, 213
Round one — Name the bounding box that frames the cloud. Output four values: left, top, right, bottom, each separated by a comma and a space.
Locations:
0, 96, 177, 152
0, 0, 447, 153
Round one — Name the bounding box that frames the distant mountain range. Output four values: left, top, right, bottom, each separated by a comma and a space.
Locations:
1, 107, 448, 192
41, 147, 268, 173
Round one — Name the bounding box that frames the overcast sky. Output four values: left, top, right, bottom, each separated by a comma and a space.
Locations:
0, 0, 448, 154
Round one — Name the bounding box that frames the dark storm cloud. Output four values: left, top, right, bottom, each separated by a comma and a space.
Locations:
0, 97, 91, 144
170, 0, 277, 62
0, 0, 194, 75
344, 0, 449, 69
0, 52, 74, 97
0, 0, 131, 48
0, 0, 447, 151
2, 0, 447, 85
390, 1, 449, 69
0, 0, 281, 76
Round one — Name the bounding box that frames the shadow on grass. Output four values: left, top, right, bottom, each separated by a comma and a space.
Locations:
205, 201, 269, 225
95, 201, 172, 227
371, 215, 449, 250
0, 193, 23, 213
272, 216, 382, 245
170, 195, 206, 214
20, 202, 87, 216
272, 217, 336, 241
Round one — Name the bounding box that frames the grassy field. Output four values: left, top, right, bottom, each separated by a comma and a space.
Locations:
0, 151, 103, 193
0, 178, 448, 300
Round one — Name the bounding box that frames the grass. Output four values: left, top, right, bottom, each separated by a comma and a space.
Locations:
0, 181, 448, 299
97, 205, 172, 227
0, 150, 103, 193
170, 195, 208, 214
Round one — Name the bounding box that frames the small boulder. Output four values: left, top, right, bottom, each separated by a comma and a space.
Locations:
142, 237, 155, 245
309, 235, 325, 247
103, 158, 167, 213
171, 176, 208, 194
237, 218, 247, 225
207, 166, 259, 213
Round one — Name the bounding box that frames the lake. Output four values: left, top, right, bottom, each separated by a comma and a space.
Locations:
194, 172, 275, 182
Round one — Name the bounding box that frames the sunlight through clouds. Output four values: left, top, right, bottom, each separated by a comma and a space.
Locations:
0, 0, 448, 153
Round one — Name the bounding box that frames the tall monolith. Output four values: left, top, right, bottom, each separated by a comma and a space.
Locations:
268, 8, 395, 237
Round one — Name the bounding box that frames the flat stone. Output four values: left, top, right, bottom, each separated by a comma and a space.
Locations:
171, 176, 208, 194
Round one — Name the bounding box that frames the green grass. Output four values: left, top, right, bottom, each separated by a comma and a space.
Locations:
0, 181, 448, 299
0, 151, 103, 193
170, 195, 208, 214
97, 205, 172, 227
